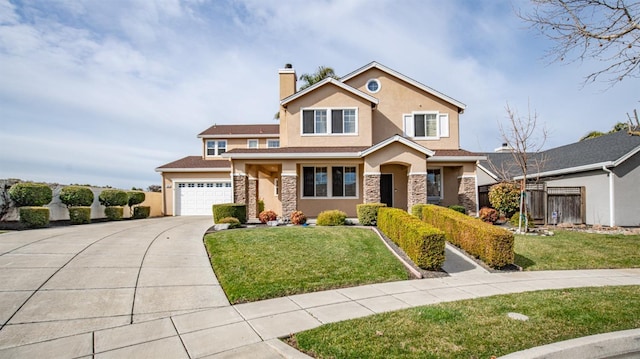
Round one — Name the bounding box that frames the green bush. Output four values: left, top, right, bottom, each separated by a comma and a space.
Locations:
104, 206, 124, 221
9, 183, 52, 207
489, 182, 521, 217
213, 203, 247, 224
259, 210, 278, 223
99, 190, 128, 207
290, 210, 307, 225
132, 206, 150, 219
421, 204, 514, 268
316, 210, 347, 226
68, 206, 91, 224
356, 203, 387, 226
218, 216, 241, 229
448, 205, 467, 214
59, 186, 94, 207
258, 199, 265, 214
479, 207, 498, 223
510, 211, 535, 228
19, 207, 50, 228
377, 207, 445, 270
127, 191, 146, 207
410, 204, 428, 219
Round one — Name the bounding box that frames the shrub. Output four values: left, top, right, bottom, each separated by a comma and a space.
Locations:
132, 206, 150, 219
259, 210, 278, 224
104, 206, 124, 221
377, 207, 445, 270
258, 199, 265, 214
410, 204, 428, 219
448, 205, 467, 214
357, 203, 387, 226
421, 204, 514, 268
213, 203, 247, 224
59, 186, 94, 207
99, 190, 128, 207
479, 207, 498, 223
510, 211, 535, 228
9, 183, 52, 207
316, 210, 347, 226
489, 182, 521, 217
68, 206, 91, 224
217, 216, 242, 229
19, 207, 50, 228
127, 191, 145, 207
290, 210, 307, 225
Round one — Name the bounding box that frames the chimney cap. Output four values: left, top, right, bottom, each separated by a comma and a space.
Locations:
284, 63, 293, 69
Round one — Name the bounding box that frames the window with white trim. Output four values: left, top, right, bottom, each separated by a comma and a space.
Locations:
403, 112, 449, 139
267, 139, 280, 148
303, 166, 357, 198
302, 108, 357, 135
247, 139, 258, 148
206, 140, 227, 156
427, 168, 442, 199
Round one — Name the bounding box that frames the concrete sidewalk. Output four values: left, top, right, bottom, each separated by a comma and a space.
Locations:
0, 218, 639, 358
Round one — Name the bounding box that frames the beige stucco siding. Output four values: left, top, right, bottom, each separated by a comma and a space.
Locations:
364, 142, 427, 173
344, 68, 460, 149
281, 84, 374, 147
161, 171, 231, 216
258, 171, 282, 215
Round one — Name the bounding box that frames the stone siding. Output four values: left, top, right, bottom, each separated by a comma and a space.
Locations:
364, 174, 381, 203
248, 178, 258, 219
408, 174, 427, 210
281, 175, 297, 219
458, 176, 478, 216
233, 175, 247, 206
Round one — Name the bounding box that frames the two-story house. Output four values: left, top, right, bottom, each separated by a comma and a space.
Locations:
156, 62, 484, 219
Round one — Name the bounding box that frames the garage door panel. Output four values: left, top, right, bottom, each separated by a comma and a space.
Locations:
175, 182, 232, 216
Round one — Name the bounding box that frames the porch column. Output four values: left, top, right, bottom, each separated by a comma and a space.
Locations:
407, 173, 427, 211
364, 173, 381, 203
458, 175, 478, 216
281, 174, 297, 220
247, 176, 258, 219
233, 173, 248, 206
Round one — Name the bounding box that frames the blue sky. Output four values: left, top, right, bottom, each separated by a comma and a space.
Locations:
1, 0, 637, 189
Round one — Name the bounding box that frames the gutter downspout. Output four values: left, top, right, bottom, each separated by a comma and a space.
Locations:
602, 165, 615, 227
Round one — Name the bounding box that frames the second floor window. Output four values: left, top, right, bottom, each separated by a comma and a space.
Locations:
206, 140, 226, 156
414, 113, 438, 137
267, 139, 280, 148
247, 139, 258, 148
302, 108, 357, 135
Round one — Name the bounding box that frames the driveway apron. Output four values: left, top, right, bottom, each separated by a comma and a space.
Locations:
0, 216, 227, 352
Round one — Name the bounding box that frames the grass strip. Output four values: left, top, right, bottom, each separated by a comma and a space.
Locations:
290, 286, 640, 359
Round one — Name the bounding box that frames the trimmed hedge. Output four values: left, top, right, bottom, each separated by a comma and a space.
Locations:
9, 183, 52, 207
60, 186, 94, 207
356, 203, 387, 226
411, 203, 428, 219
104, 206, 124, 221
213, 203, 247, 224
316, 210, 347, 226
99, 190, 128, 207
377, 207, 445, 270
448, 205, 467, 214
69, 206, 91, 224
132, 206, 150, 219
420, 204, 514, 268
127, 191, 146, 207
218, 217, 241, 229
19, 207, 50, 228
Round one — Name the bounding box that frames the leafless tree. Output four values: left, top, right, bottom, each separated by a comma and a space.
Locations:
519, 0, 640, 86
499, 103, 549, 232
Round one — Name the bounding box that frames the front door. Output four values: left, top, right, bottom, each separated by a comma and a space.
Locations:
380, 174, 393, 207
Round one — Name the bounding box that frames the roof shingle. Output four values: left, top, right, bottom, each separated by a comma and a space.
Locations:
198, 124, 279, 137
157, 156, 230, 170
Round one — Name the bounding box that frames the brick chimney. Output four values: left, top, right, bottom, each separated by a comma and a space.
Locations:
279, 63, 296, 100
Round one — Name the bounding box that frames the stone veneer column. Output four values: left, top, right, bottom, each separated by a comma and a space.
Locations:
408, 173, 427, 210
281, 174, 297, 220
233, 174, 248, 206
364, 174, 381, 203
458, 176, 478, 216
247, 178, 258, 219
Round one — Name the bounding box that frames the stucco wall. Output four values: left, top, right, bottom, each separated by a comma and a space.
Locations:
613, 152, 640, 226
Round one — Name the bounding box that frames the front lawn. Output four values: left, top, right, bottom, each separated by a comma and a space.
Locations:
289, 286, 640, 359
204, 226, 408, 304
514, 230, 640, 270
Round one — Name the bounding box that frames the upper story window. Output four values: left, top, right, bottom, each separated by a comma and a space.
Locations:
206, 140, 226, 156
302, 108, 357, 135
247, 139, 258, 149
366, 79, 381, 93
403, 112, 449, 139
267, 139, 280, 148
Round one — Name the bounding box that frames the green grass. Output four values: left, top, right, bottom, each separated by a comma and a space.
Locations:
204, 226, 408, 304
290, 286, 640, 359
515, 230, 640, 270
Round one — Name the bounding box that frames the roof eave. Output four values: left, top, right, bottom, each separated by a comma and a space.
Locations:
514, 161, 614, 180
429, 156, 486, 162
198, 134, 279, 139
155, 167, 231, 173
280, 78, 379, 106
222, 152, 362, 159
359, 135, 435, 157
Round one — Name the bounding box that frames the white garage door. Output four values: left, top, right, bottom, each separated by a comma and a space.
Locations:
175, 182, 232, 216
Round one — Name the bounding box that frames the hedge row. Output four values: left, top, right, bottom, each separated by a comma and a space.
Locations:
377, 207, 445, 271
356, 203, 386, 225
213, 203, 247, 224
418, 204, 514, 268
19, 207, 50, 228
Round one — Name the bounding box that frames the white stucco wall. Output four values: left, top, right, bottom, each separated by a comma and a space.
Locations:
613, 152, 640, 227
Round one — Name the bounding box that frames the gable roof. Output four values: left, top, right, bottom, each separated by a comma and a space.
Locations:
155, 156, 230, 172
481, 131, 640, 180
198, 124, 279, 138
280, 77, 379, 107
359, 135, 435, 157
340, 61, 467, 113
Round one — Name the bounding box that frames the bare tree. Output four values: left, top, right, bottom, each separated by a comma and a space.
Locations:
519, 0, 640, 86
499, 103, 549, 232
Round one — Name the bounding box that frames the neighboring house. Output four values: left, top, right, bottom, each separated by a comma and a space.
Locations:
478, 131, 640, 227
156, 62, 485, 219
